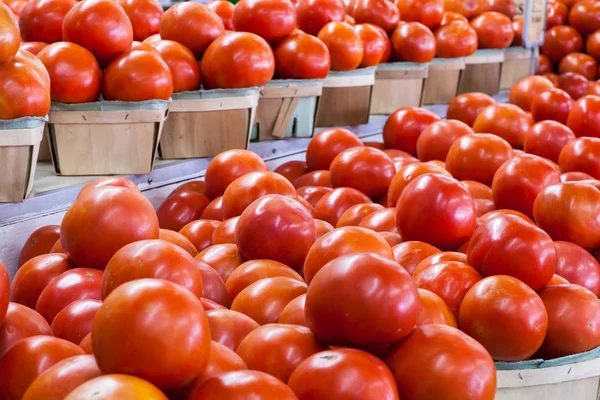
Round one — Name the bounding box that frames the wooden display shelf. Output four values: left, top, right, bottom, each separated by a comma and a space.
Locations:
421, 58, 466, 105
370, 62, 428, 114
458, 49, 506, 95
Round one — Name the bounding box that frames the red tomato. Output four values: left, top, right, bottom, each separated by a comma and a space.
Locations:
397, 174, 477, 251
391, 21, 436, 63
226, 259, 302, 300
207, 0, 234, 30
306, 127, 363, 171
294, 170, 333, 188
434, 21, 477, 58
19, 0, 75, 43
233, 0, 296, 43
206, 309, 260, 351
508, 75, 555, 112
385, 324, 496, 400
0, 303, 53, 358
383, 106, 440, 155
511, 17, 523, 46
568, 0, 600, 34
547, 274, 570, 286
278, 294, 308, 326
354, 23, 387, 67
195, 243, 245, 283
160, 2, 224, 59
159, 229, 198, 256
538, 284, 600, 358
295, 0, 346, 36
473, 103, 533, 148
559, 52, 598, 80
446, 92, 495, 127
546, 0, 568, 28
314, 219, 335, 239
172, 181, 205, 196
461, 180, 492, 200
536, 54, 554, 75
189, 370, 297, 400
93, 279, 210, 390
201, 32, 275, 89
392, 241, 441, 275
459, 275, 548, 361
468, 215, 556, 290
351, 0, 399, 33
180, 220, 220, 253
63, 375, 168, 399
151, 40, 201, 92
524, 121, 575, 164
297, 187, 333, 207
212, 217, 238, 245
0, 264, 8, 327
337, 203, 384, 227
313, 187, 372, 226
561, 171, 595, 182
558, 71, 590, 99
204, 149, 268, 199
201, 197, 225, 220
117, 0, 162, 41
559, 137, 600, 179
440, 11, 468, 25
445, 133, 513, 187
18, 225, 61, 267
567, 95, 600, 138
157, 190, 210, 232
0, 336, 84, 400
77, 177, 140, 199
387, 163, 450, 207
274, 33, 331, 79
0, 2, 20, 63
416, 288, 457, 327
482, 0, 517, 16
554, 241, 600, 297
587, 29, 600, 62
395, 0, 442, 29
143, 33, 161, 44
50, 300, 100, 347
0, 59, 50, 119
20, 41, 49, 55
414, 251, 467, 276
37, 42, 102, 103
470, 11, 513, 48
187, 341, 247, 388
274, 161, 309, 184
358, 208, 397, 233
587, 80, 600, 96
289, 348, 399, 399
541, 25, 583, 63
62, 0, 133, 67
443, 0, 482, 19
195, 260, 230, 307
530, 88, 574, 125
317, 21, 363, 71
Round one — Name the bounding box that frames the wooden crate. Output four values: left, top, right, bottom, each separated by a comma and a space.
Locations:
252, 80, 322, 141
458, 49, 506, 95
315, 67, 376, 127
421, 58, 466, 105
47, 101, 169, 176
38, 126, 51, 162
160, 89, 259, 159
500, 47, 536, 90
0, 118, 45, 202
370, 62, 428, 114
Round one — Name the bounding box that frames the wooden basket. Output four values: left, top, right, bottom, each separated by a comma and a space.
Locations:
421, 58, 466, 105
370, 62, 428, 114
160, 88, 259, 159
38, 126, 52, 162
0, 118, 45, 202
315, 67, 376, 127
500, 47, 536, 90
458, 49, 506, 95
47, 100, 169, 176
252, 80, 322, 141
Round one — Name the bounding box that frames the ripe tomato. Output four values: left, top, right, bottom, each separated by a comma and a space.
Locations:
51, 300, 101, 346
557, 71, 589, 99
561, 171, 595, 182
512, 17, 523, 46
546, 0, 568, 28
233, 0, 296, 43
0, 303, 53, 358
296, 187, 332, 208
524, 121, 575, 164
313, 187, 371, 226
207, 1, 234, 30
538, 284, 600, 358
541, 25, 583, 63
548, 274, 570, 286
468, 215, 556, 290
568, 0, 600, 34
391, 21, 436, 63
20, 41, 49, 55
160, 2, 224, 59
278, 294, 308, 326
187, 341, 247, 388
159, 229, 198, 256
445, 133, 513, 187
530, 88, 574, 125
397, 174, 477, 251
289, 348, 399, 399
62, 0, 133, 67
19, 0, 75, 43
587, 30, 600, 62
195, 260, 229, 307
354, 23, 387, 67
392, 241, 441, 275
483, 0, 516, 16
440, 11, 468, 25
64, 375, 168, 399
434, 21, 478, 58
459, 275, 548, 361
77, 177, 140, 199
195, 243, 245, 282
473, 103, 533, 148
395, 0, 443, 29
204, 149, 268, 199
157, 190, 210, 232
461, 180, 492, 200
351, 0, 399, 33
314, 219, 335, 239
37, 42, 102, 103
180, 220, 220, 253
0, 59, 50, 119
567, 95, 600, 138
0, 2, 20, 63
212, 217, 238, 245
22, 355, 102, 400
151, 40, 201, 92
470, 11, 513, 49
414, 251, 467, 275
559, 137, 600, 179
274, 34, 330, 79
385, 325, 496, 400
358, 208, 397, 233
201, 197, 224, 220
274, 161, 309, 183
226, 259, 302, 300
416, 288, 457, 327
559, 52, 597, 80
206, 309, 260, 351
189, 370, 297, 400
295, 0, 346, 36
587, 80, 600, 96
117, 0, 162, 41
18, 225, 60, 267
93, 279, 210, 390
0, 336, 84, 400
317, 21, 363, 71
508, 75, 555, 112
201, 32, 275, 89
387, 163, 449, 207
443, 0, 482, 19
541, 72, 559, 87
294, 170, 333, 188
383, 107, 440, 155
447, 92, 495, 127
337, 203, 384, 227
306, 128, 363, 171
554, 241, 600, 297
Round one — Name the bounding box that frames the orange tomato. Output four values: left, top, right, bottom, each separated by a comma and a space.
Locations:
541, 25, 583, 63
470, 11, 514, 49
151, 40, 202, 92
473, 103, 533, 148
117, 0, 163, 41
207, 1, 234, 30
443, 0, 482, 19
295, 0, 346, 36
0, 60, 50, 119
395, 0, 444, 30
434, 21, 478, 58
273, 33, 330, 79
317, 21, 363, 71
508, 75, 555, 112
18, 0, 76, 43
568, 0, 600, 35
232, 0, 296, 43
0, 2, 20, 64
391, 21, 436, 63
354, 23, 387, 67
350, 0, 400, 33
558, 52, 598, 80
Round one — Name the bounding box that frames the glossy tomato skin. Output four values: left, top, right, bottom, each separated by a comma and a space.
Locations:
278, 294, 308, 326
337, 203, 384, 227
358, 208, 397, 233
473, 103, 533, 148
19, 0, 76, 43
392, 241, 441, 275
62, 0, 133, 67
559, 137, 600, 179
388, 163, 450, 208
524, 122, 575, 164
354, 23, 387, 67
93, 279, 211, 390
470, 11, 513, 49
546, 0, 568, 28
117, 0, 163, 41
568, 0, 600, 35
201, 32, 275, 89
160, 2, 224, 59
22, 355, 102, 400
541, 25, 583, 63
313, 187, 371, 226
397, 174, 477, 251
538, 284, 600, 358
567, 95, 600, 138
0, 303, 53, 358
274, 33, 330, 79
289, 348, 399, 400
77, 177, 140, 199
189, 370, 297, 400
0, 59, 51, 119
558, 72, 589, 99
295, 0, 346, 36
530, 88, 574, 125
180, 220, 220, 253
159, 229, 198, 256
317, 21, 363, 71
306, 127, 363, 171
351, 0, 399, 33
212, 217, 238, 245
385, 325, 496, 400
395, 0, 443, 29
204, 149, 268, 199
414, 251, 467, 276
416, 119, 473, 162
560, 171, 595, 182
0, 336, 85, 400
587, 30, 600, 62
19, 41, 49, 55
434, 21, 477, 58
206, 309, 260, 351
508, 75, 555, 112
391, 21, 436, 63
559, 52, 597, 80
446, 92, 495, 127
64, 374, 168, 400
194, 260, 229, 307
274, 161, 310, 184
195, 243, 245, 283
383, 106, 440, 154
468, 215, 556, 290
554, 241, 600, 297
232, 0, 296, 43
51, 299, 101, 345
294, 170, 333, 188
207, 0, 234, 30
416, 288, 457, 327
461, 180, 492, 200
459, 276, 548, 361
536, 54, 554, 74
225, 259, 302, 300
151, 40, 201, 92
157, 190, 210, 232
192, 341, 247, 387
440, 10, 468, 25
201, 197, 225, 220
0, 2, 20, 63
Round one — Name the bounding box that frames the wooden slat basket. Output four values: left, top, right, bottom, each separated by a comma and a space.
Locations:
252, 79, 322, 141
500, 47, 537, 90
315, 67, 376, 127
38, 126, 52, 162
421, 57, 466, 105
458, 49, 506, 95
160, 88, 259, 159
47, 100, 169, 176
0, 117, 45, 202
370, 62, 429, 114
